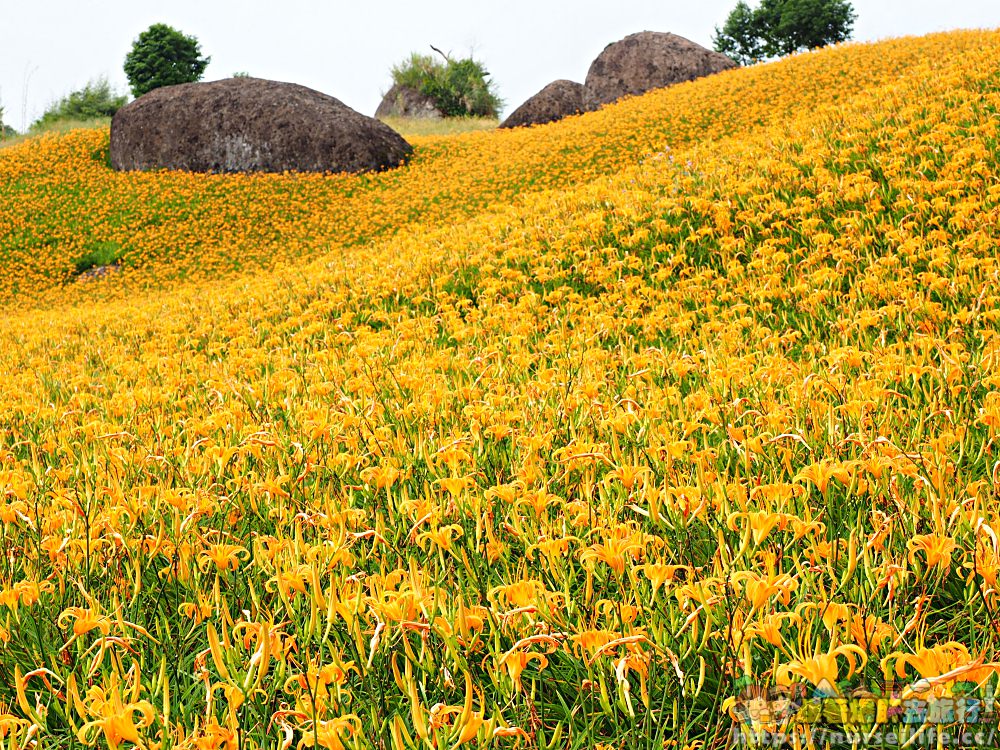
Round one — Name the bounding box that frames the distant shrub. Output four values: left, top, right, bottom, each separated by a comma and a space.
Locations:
31, 78, 127, 131
124, 23, 210, 98
391, 49, 502, 118
0, 104, 11, 138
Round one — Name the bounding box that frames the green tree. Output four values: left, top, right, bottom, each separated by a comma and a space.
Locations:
713, 0, 856, 65
31, 78, 127, 131
124, 23, 210, 98
712, 2, 766, 66
390, 48, 502, 118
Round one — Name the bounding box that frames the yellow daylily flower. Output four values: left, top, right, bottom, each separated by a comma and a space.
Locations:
775, 644, 868, 692
907, 533, 957, 571
498, 650, 549, 693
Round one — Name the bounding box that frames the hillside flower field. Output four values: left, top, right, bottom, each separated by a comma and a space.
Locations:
2, 29, 1000, 749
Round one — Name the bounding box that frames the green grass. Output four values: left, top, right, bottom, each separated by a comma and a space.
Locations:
378, 115, 498, 138
73, 240, 126, 275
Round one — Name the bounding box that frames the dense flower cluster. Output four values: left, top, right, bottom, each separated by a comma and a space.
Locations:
1, 30, 1000, 749
0, 33, 958, 305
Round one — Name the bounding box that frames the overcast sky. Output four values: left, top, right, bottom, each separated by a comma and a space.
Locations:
2, 1, 998, 130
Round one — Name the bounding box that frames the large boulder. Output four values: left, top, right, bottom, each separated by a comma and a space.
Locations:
110, 77, 413, 174
375, 84, 443, 120
500, 80, 590, 129
585, 31, 738, 107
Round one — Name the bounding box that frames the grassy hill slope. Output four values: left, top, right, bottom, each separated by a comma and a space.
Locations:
1, 30, 1000, 749
0, 33, 980, 305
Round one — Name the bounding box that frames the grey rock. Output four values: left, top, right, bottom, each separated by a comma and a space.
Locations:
110, 77, 413, 174
375, 83, 444, 120
585, 31, 738, 107
500, 80, 591, 129
76, 264, 122, 282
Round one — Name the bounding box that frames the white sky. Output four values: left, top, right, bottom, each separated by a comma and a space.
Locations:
2, 1, 998, 130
